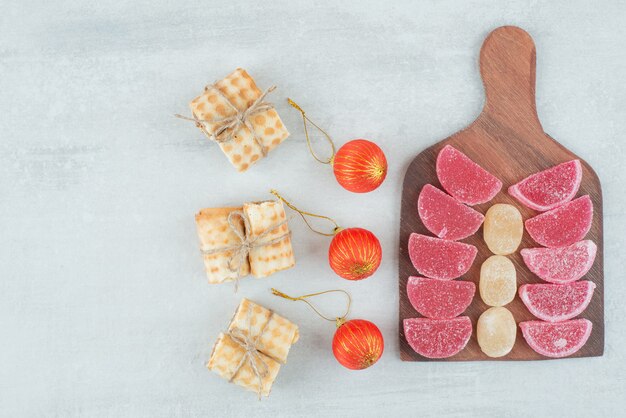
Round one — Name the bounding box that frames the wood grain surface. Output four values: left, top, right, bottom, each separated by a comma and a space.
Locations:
399, 26, 604, 361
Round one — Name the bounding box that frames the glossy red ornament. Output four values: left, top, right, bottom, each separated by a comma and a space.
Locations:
332, 139, 387, 193
328, 227, 382, 280
332, 319, 384, 370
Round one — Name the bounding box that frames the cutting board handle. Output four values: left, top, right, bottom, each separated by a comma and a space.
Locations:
479, 26, 542, 130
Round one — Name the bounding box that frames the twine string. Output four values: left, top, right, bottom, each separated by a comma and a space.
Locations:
201, 210, 290, 292
287, 98, 336, 165
175, 85, 277, 156
227, 304, 274, 400
269, 189, 341, 237
271, 288, 351, 327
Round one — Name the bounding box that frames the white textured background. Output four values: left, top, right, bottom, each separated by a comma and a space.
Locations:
1, 1, 625, 417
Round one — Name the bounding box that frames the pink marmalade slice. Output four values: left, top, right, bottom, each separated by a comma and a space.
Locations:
520, 319, 592, 358
525, 196, 593, 248
436, 145, 503, 205
519, 281, 596, 322
404, 317, 472, 359
406, 277, 475, 319
509, 160, 582, 211
418, 184, 485, 241
521, 240, 597, 284
408, 233, 478, 280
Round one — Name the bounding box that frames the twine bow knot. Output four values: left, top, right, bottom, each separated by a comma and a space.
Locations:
201, 210, 290, 292
176, 85, 277, 157
226, 305, 274, 400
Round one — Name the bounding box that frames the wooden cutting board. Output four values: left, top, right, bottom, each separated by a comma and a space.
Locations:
398, 26, 604, 361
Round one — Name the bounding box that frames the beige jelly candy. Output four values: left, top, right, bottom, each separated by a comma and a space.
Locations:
483, 203, 523, 255
480, 255, 517, 306
477, 307, 516, 358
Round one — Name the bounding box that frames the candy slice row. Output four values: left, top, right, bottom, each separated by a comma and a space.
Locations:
405, 235, 476, 358
511, 161, 596, 358
405, 146, 503, 359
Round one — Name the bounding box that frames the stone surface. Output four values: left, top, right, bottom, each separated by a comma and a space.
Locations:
1, 0, 625, 416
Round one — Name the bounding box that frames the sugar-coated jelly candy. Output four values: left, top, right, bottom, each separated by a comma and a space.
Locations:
525, 196, 593, 248
479, 255, 516, 307
520, 319, 592, 358
417, 184, 484, 241
403, 316, 472, 359
483, 204, 523, 255
477, 307, 516, 358
406, 276, 475, 319
436, 145, 502, 205
521, 240, 597, 284
408, 233, 477, 280
509, 160, 582, 212
519, 281, 596, 322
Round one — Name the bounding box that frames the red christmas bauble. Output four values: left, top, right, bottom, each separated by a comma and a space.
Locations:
332, 139, 387, 193
328, 228, 382, 280
332, 319, 384, 370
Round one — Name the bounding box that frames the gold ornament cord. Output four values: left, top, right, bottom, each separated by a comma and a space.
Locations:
270, 189, 342, 237
287, 98, 336, 165
271, 288, 351, 328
